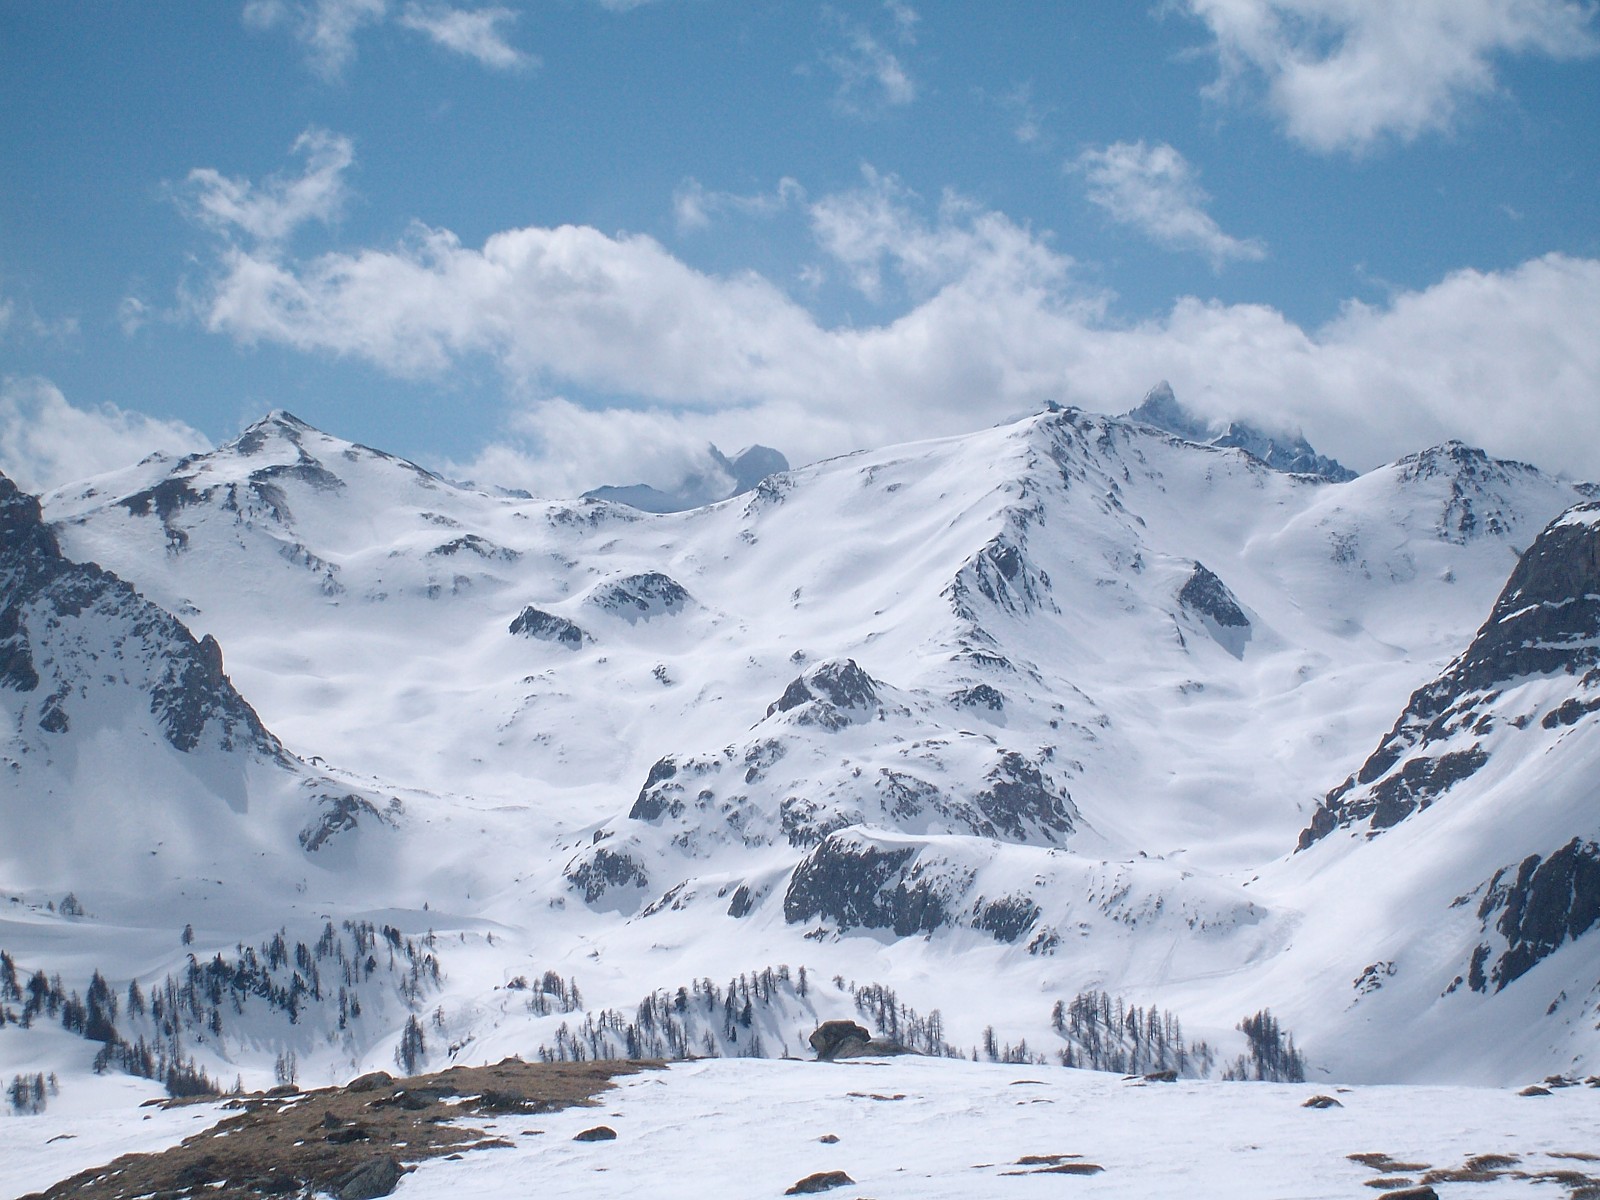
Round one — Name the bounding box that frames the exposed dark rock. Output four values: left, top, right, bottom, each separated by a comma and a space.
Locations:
1378, 1188, 1439, 1200
973, 751, 1076, 842
565, 847, 650, 905
588, 572, 690, 619
508, 606, 588, 648
333, 1156, 404, 1200
0, 471, 281, 760
300, 794, 392, 853
972, 895, 1042, 943
785, 1170, 855, 1195
783, 836, 962, 936
809, 1020, 871, 1061
950, 683, 1005, 711
573, 1125, 617, 1142
818, 1134, 840, 1144
430, 534, 518, 562
1301, 505, 1600, 847
346, 1072, 394, 1093
1179, 562, 1249, 629
766, 659, 880, 726
628, 756, 683, 822
1469, 838, 1600, 991
1543, 696, 1600, 728
1302, 1095, 1343, 1109
1519, 1085, 1552, 1097
727, 885, 755, 918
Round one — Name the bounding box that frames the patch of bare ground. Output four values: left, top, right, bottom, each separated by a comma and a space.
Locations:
18, 1057, 655, 1200
1000, 1154, 1104, 1177
1349, 1153, 1433, 1173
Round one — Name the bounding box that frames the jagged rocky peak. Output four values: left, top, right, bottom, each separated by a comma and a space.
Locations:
765, 659, 881, 726
583, 443, 791, 514
508, 605, 589, 648
1129, 381, 1213, 444
1299, 503, 1600, 849
1127, 381, 1356, 483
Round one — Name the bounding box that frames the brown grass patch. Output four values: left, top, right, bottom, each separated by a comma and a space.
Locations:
1348, 1153, 1433, 1173
19, 1057, 654, 1200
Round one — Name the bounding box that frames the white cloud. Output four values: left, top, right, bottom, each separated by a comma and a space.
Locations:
397, 3, 531, 70
823, 3, 919, 113
184, 129, 354, 247
0, 290, 80, 344
673, 177, 805, 235
243, 0, 388, 80
244, 0, 533, 76
1074, 141, 1266, 269
180, 137, 1600, 490
0, 379, 212, 494
1182, 0, 1600, 153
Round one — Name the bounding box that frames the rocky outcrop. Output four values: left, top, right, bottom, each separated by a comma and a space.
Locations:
766, 659, 881, 727
0, 472, 280, 759
586, 572, 690, 620
807, 1019, 911, 1061
1301, 504, 1600, 847
508, 606, 588, 648
1468, 838, 1600, 992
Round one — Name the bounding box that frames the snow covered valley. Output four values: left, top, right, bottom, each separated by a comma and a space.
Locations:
4, 389, 1600, 1194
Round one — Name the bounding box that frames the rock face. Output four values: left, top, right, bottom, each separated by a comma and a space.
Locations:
0, 472, 280, 760
508, 605, 588, 648
765, 659, 881, 725
1469, 838, 1600, 992
1301, 504, 1600, 846
1178, 562, 1249, 630
586, 572, 690, 620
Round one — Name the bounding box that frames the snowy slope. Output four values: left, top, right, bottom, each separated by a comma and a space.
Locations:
1241, 501, 1600, 1083
0, 471, 405, 924
3, 401, 1595, 1104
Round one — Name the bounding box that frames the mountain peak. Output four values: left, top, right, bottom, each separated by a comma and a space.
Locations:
583, 442, 790, 513
1129, 381, 1214, 444
1127, 382, 1355, 483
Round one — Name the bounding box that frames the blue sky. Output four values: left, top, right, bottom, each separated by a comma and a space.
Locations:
2, 1, 1598, 495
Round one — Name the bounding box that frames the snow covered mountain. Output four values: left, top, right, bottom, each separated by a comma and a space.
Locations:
6, 400, 1599, 1103
0, 470, 403, 923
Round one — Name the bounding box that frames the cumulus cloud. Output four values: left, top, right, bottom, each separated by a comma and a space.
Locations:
823, 2, 920, 114
397, 3, 531, 69
1181, 0, 1600, 153
184, 129, 354, 246
1074, 140, 1266, 268
244, 0, 533, 77
0, 379, 213, 494
179, 136, 1600, 491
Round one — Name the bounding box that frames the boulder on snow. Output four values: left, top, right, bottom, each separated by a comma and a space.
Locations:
808, 1019, 912, 1061
785, 1170, 855, 1194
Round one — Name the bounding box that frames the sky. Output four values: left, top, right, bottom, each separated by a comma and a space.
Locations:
1, 0, 1598, 497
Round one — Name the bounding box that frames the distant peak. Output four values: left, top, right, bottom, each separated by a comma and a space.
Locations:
1127, 382, 1355, 483
1127, 382, 1214, 445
